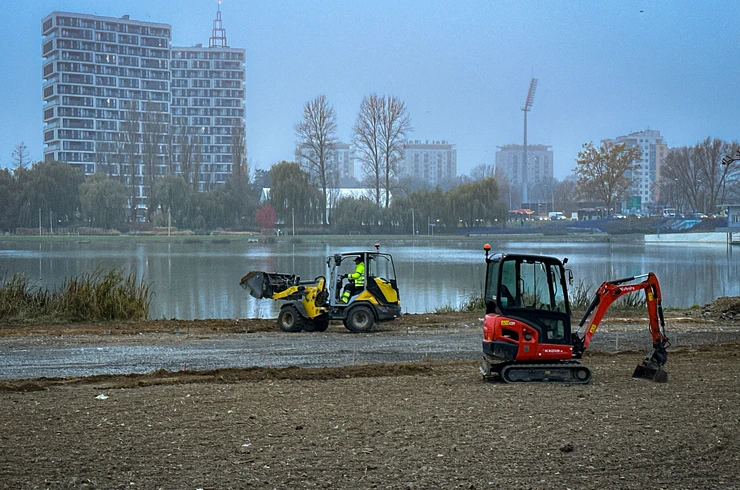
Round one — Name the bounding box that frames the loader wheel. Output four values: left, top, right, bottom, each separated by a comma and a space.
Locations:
304, 318, 330, 332
277, 306, 304, 333
344, 306, 374, 333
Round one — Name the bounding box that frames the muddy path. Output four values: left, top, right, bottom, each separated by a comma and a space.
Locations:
2, 308, 740, 382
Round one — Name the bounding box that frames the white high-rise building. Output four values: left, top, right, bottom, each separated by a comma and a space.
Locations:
605, 129, 667, 213
41, 8, 245, 217
171, 43, 245, 191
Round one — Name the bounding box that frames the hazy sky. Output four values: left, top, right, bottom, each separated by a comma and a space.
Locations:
1, 1, 738, 178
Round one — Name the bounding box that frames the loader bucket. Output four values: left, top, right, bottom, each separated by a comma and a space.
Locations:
632, 362, 668, 383
240, 271, 268, 299
240, 271, 298, 299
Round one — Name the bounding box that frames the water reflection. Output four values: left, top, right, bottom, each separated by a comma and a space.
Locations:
0, 239, 738, 319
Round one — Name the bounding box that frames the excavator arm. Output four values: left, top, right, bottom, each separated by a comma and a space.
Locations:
574, 272, 670, 382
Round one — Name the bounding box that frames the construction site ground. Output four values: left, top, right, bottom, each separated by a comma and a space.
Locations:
1, 298, 739, 489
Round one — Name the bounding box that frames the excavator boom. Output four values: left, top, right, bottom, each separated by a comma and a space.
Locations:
575, 272, 670, 382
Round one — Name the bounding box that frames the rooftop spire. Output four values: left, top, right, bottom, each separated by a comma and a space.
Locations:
209, 0, 228, 48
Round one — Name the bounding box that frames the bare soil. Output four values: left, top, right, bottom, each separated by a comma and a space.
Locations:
1, 299, 739, 489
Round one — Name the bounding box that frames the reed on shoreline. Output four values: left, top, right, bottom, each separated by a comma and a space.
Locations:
0, 268, 151, 323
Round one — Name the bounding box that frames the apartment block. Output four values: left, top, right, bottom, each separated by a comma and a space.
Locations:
400, 140, 457, 187
495, 144, 553, 207
41, 9, 245, 216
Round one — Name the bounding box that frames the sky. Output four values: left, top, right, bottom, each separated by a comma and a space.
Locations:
0, 0, 738, 179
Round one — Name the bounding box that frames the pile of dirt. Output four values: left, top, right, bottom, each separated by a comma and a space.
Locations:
701, 296, 740, 320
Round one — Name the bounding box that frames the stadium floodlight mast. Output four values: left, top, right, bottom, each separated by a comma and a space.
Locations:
521, 78, 538, 205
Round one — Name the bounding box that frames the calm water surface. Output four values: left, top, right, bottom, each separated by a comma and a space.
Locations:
0, 238, 738, 320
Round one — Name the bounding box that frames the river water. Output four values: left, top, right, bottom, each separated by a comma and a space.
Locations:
0, 238, 738, 320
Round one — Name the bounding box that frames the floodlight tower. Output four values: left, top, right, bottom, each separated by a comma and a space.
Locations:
521, 78, 538, 205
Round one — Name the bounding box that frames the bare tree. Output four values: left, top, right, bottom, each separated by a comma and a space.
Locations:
660, 137, 740, 213
231, 123, 248, 180
121, 99, 141, 221
11, 142, 29, 170
177, 125, 203, 191
354, 95, 384, 207
574, 141, 641, 215
295, 95, 338, 224
469, 164, 496, 181
162, 125, 176, 176
379, 96, 411, 208
141, 100, 167, 219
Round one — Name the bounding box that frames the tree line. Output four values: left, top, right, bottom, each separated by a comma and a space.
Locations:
0, 158, 509, 235
4, 88, 738, 234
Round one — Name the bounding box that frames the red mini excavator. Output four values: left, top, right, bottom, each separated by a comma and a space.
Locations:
480, 246, 670, 383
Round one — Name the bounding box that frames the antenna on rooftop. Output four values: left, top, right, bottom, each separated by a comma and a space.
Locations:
521, 78, 538, 205
209, 0, 228, 48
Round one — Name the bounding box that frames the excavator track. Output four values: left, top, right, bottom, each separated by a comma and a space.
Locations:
499, 361, 592, 384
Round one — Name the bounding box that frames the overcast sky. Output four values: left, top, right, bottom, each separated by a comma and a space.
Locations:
1, 0, 738, 178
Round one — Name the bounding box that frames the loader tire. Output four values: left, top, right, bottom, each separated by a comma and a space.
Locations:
304, 318, 330, 332
277, 305, 304, 332
344, 305, 375, 333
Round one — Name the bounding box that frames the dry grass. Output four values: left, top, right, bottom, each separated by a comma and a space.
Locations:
0, 267, 151, 323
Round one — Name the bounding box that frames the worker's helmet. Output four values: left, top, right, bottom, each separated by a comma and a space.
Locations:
354, 256, 363, 263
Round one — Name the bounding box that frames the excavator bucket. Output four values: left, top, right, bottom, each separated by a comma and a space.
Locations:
632, 361, 668, 383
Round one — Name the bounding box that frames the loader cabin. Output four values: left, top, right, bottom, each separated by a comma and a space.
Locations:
483, 247, 573, 345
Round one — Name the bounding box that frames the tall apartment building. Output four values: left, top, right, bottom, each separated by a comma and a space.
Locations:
295, 142, 356, 187
400, 140, 456, 187
604, 129, 667, 213
41, 8, 245, 216
495, 144, 553, 207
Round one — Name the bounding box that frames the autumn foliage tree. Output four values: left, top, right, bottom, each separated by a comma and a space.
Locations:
574, 141, 641, 215
255, 205, 277, 230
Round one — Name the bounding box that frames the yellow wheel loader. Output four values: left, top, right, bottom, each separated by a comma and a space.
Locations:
240, 245, 401, 333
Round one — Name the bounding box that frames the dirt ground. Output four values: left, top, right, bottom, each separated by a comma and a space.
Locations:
1, 300, 739, 489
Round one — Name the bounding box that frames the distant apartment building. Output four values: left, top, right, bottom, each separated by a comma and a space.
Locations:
400, 140, 456, 187
604, 129, 667, 213
495, 144, 553, 208
295, 142, 356, 187
41, 8, 245, 216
